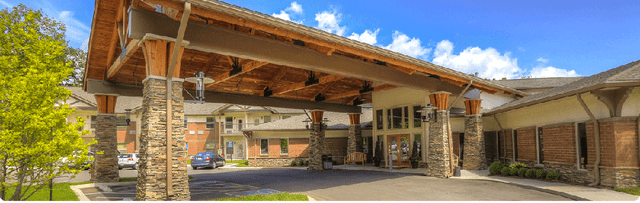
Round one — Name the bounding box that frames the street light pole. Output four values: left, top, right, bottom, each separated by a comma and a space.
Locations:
49, 127, 53, 201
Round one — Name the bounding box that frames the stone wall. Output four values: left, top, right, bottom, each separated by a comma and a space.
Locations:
347, 125, 363, 155
137, 78, 190, 201
308, 123, 325, 170
91, 114, 119, 183
249, 158, 309, 167
463, 115, 487, 170
427, 111, 451, 178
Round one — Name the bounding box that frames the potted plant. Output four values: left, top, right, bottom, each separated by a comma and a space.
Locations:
374, 141, 382, 167
409, 140, 420, 168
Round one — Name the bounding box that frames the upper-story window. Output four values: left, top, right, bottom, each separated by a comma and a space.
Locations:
184, 117, 188, 128
387, 109, 392, 129
225, 117, 233, 129
264, 116, 271, 123
392, 107, 403, 129
413, 105, 422, 128
282, 115, 291, 119
206, 117, 215, 129
376, 110, 383, 130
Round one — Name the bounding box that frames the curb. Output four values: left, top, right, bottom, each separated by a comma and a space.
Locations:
455, 177, 589, 201
70, 181, 138, 201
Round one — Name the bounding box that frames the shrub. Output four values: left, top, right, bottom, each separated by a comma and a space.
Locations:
509, 162, 527, 169
518, 168, 527, 177
304, 160, 309, 166
489, 162, 503, 175
509, 168, 519, 176
536, 170, 546, 179
525, 169, 536, 178
291, 160, 297, 166
500, 167, 511, 176
546, 172, 560, 180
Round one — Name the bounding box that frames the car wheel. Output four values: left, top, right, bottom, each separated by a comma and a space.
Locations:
221, 161, 225, 167
133, 163, 138, 170
212, 162, 217, 169
192, 166, 197, 170
119, 166, 122, 170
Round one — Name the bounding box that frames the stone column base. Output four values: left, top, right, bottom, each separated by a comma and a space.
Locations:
463, 115, 487, 170
309, 123, 325, 170
427, 111, 451, 178
347, 124, 362, 155
91, 114, 119, 183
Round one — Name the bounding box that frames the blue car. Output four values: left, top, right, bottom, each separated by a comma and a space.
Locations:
191, 152, 225, 170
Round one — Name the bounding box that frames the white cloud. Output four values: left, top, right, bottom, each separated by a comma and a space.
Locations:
383, 31, 430, 59
0, 0, 12, 8
315, 9, 346, 36
432, 40, 522, 79
537, 57, 549, 63
40, 0, 90, 49
347, 29, 379, 45
530, 66, 580, 78
272, 2, 303, 24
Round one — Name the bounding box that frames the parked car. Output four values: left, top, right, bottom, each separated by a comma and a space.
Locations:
58, 151, 93, 170
191, 152, 225, 169
118, 153, 139, 170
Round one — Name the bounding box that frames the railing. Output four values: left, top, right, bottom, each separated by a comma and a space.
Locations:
221, 122, 268, 134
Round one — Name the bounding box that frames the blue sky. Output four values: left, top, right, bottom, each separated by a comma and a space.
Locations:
2, 0, 639, 79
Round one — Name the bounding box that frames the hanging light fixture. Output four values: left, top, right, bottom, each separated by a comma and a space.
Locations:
185, 71, 214, 103
303, 118, 312, 129
417, 103, 437, 122
125, 109, 132, 126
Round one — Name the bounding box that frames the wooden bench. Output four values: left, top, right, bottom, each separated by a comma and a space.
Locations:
344, 152, 367, 166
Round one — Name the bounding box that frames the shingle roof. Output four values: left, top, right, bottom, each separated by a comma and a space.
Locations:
492, 77, 584, 89
184, 102, 227, 115
488, 59, 640, 114
243, 108, 373, 131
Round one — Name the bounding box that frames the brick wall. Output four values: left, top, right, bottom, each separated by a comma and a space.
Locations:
326, 137, 348, 157
499, 129, 513, 162
587, 117, 639, 168
248, 138, 310, 158
117, 122, 137, 153
185, 122, 219, 155
516, 127, 537, 162
541, 123, 576, 164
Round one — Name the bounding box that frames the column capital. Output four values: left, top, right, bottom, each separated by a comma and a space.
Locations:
141, 39, 184, 78
309, 109, 324, 122
95, 95, 117, 114
429, 91, 451, 111
464, 99, 482, 115
348, 113, 361, 125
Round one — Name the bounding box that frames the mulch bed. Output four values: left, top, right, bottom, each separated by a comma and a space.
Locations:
488, 174, 614, 190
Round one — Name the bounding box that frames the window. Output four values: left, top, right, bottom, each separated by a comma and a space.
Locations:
578, 123, 587, 169
129, 130, 136, 135
238, 120, 243, 131
225, 117, 233, 129
254, 119, 260, 126
260, 139, 269, 155
413, 105, 422, 128
392, 108, 402, 129
206, 117, 215, 129
403, 107, 409, 129
376, 110, 383, 130
513, 130, 518, 161
537, 127, 544, 164
497, 131, 502, 158
387, 109, 392, 129
282, 115, 291, 119
184, 117, 188, 128
414, 134, 422, 159
280, 139, 288, 154
264, 116, 271, 123
90, 116, 97, 129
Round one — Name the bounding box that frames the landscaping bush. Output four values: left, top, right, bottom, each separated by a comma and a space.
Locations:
500, 167, 511, 176
509, 162, 527, 169
489, 162, 503, 175
518, 168, 527, 177
304, 160, 309, 166
509, 168, 519, 176
546, 172, 560, 180
536, 170, 546, 179
291, 160, 297, 166
525, 169, 536, 178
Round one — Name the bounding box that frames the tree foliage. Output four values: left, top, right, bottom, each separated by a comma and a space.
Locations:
0, 4, 93, 201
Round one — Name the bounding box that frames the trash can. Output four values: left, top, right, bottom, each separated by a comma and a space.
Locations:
322, 154, 333, 170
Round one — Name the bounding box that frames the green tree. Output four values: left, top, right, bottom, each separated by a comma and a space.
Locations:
0, 5, 94, 200
62, 47, 86, 87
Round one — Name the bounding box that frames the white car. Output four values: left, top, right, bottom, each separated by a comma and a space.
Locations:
118, 153, 139, 170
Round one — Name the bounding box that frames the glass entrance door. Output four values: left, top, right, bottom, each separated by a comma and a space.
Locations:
387, 134, 411, 167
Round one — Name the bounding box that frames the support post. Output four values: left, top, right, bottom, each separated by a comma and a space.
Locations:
347, 113, 362, 156
463, 99, 487, 170
309, 110, 325, 170
427, 92, 452, 178
91, 95, 119, 183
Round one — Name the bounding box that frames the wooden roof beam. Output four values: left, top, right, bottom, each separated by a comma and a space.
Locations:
206, 60, 268, 88
325, 84, 396, 101
311, 81, 337, 101
261, 67, 288, 96
106, 39, 141, 80
272, 74, 345, 95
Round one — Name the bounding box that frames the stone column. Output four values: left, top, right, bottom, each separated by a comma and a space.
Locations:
308, 110, 325, 170
347, 113, 363, 155
427, 92, 452, 178
136, 39, 189, 201
91, 95, 119, 183
463, 99, 487, 170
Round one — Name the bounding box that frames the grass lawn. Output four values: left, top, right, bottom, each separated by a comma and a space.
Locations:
615, 187, 640, 196
214, 193, 308, 201
226, 160, 248, 167
3, 181, 91, 201
119, 176, 194, 182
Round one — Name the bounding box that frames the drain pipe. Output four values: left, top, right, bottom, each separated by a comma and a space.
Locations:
446, 82, 472, 177
577, 94, 600, 186
637, 112, 640, 172
493, 114, 508, 163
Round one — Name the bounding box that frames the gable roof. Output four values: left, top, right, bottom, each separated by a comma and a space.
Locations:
487, 59, 640, 115
243, 107, 373, 131
492, 77, 584, 90
66, 86, 142, 113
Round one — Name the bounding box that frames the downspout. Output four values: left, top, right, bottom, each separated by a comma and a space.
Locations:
493, 114, 507, 163
165, 2, 190, 197
577, 94, 600, 186
637, 112, 640, 174
446, 82, 472, 177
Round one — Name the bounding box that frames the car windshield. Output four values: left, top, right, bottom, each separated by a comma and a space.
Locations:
195, 153, 210, 157
122, 154, 132, 158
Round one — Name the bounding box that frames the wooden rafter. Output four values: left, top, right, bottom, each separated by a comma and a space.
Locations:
106, 39, 141, 80
325, 84, 396, 101
311, 81, 337, 101
260, 67, 288, 96
206, 60, 269, 88
273, 74, 345, 95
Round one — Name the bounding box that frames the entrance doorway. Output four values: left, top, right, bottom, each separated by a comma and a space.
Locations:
387, 134, 411, 167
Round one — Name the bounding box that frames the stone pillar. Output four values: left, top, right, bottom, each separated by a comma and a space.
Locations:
308, 110, 325, 170
427, 92, 452, 178
91, 95, 119, 183
136, 39, 189, 201
463, 99, 487, 170
347, 113, 362, 155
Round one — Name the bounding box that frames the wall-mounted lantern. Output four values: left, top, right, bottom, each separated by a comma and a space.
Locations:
417, 103, 437, 123
125, 109, 132, 126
